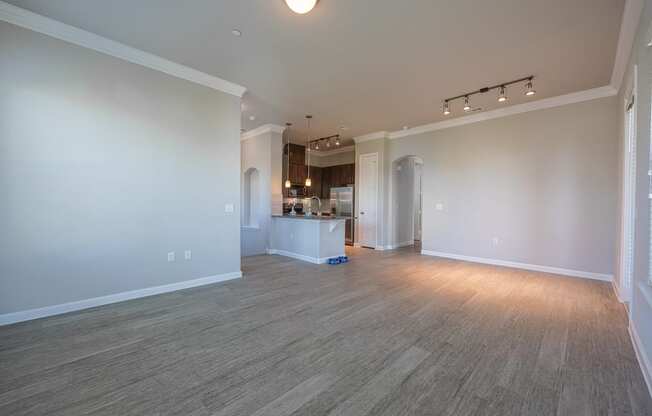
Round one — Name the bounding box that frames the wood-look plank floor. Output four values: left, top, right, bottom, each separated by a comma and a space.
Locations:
1, 247, 650, 415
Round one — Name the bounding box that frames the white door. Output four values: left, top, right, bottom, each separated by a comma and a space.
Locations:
358, 153, 378, 248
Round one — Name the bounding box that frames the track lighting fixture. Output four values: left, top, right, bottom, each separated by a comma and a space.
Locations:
525, 79, 536, 96
463, 96, 471, 112
498, 86, 507, 102
443, 101, 451, 115
443, 75, 535, 116
335, 136, 340, 146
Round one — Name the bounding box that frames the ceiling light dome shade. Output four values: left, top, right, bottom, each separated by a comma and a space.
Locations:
285, 0, 318, 14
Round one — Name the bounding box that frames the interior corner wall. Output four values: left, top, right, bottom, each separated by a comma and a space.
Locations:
379, 96, 620, 276
0, 21, 242, 315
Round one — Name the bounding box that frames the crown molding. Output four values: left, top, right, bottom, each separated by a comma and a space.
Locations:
311, 145, 355, 157
353, 131, 390, 144
0, 1, 247, 97
610, 0, 644, 92
385, 86, 617, 141
352, 86, 617, 144
240, 124, 286, 141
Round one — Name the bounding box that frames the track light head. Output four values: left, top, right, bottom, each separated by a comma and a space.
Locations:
443, 101, 451, 115
463, 96, 471, 112
525, 80, 536, 96
335, 136, 340, 146
498, 86, 508, 102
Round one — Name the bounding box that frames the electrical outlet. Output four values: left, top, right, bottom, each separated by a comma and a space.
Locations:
435, 203, 444, 211
184, 250, 192, 260
224, 203, 234, 213
167, 252, 175, 262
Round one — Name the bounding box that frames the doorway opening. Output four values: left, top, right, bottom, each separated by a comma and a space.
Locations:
391, 156, 423, 249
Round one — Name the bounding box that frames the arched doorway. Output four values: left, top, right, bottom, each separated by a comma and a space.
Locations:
391, 156, 423, 249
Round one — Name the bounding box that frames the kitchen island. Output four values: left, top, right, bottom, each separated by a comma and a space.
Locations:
268, 215, 346, 264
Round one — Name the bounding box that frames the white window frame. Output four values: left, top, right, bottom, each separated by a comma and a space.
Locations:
620, 66, 637, 301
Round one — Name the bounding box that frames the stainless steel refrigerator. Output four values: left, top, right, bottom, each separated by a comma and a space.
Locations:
330, 186, 354, 245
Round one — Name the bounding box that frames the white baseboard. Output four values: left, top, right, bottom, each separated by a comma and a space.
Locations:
267, 249, 344, 265
630, 320, 652, 400
384, 241, 414, 250
612, 280, 627, 304
0, 271, 243, 326
420, 250, 613, 282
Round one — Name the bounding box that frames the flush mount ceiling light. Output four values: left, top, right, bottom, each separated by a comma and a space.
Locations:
285, 0, 318, 14
443, 76, 535, 115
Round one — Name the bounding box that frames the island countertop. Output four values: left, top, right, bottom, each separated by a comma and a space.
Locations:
272, 214, 347, 222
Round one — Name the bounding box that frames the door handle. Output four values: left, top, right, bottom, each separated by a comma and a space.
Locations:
360, 211, 365, 215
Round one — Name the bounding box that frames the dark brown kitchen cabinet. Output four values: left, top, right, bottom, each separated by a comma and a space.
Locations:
320, 163, 355, 199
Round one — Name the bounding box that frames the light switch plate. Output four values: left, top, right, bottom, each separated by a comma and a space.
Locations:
435, 203, 444, 211
184, 250, 192, 260
225, 203, 234, 213
167, 252, 175, 262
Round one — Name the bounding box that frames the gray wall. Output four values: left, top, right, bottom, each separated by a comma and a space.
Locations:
618, 0, 652, 383
0, 22, 242, 314
240, 130, 283, 256
356, 96, 619, 275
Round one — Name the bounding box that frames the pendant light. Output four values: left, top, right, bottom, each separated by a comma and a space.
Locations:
305, 115, 312, 188
463, 96, 471, 112
443, 101, 451, 115
284, 123, 292, 189
285, 0, 318, 14
498, 86, 508, 102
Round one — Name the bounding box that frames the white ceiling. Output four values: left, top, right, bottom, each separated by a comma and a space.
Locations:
7, 0, 625, 144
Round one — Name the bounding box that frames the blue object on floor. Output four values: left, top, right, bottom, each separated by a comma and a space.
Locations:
327, 256, 348, 265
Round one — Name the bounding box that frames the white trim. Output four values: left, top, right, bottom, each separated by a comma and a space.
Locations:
267, 248, 343, 264
0, 1, 246, 97
612, 280, 627, 304
240, 124, 286, 141
420, 250, 613, 282
0, 271, 243, 326
353, 131, 389, 144
630, 319, 652, 400
311, 146, 355, 157
611, 0, 645, 91
384, 241, 414, 250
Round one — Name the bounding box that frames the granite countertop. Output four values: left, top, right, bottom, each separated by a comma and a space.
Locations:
272, 214, 348, 221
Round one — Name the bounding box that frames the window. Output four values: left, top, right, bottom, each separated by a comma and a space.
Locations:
243, 168, 260, 228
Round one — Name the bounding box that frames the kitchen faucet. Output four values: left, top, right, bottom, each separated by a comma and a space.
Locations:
310, 196, 321, 216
